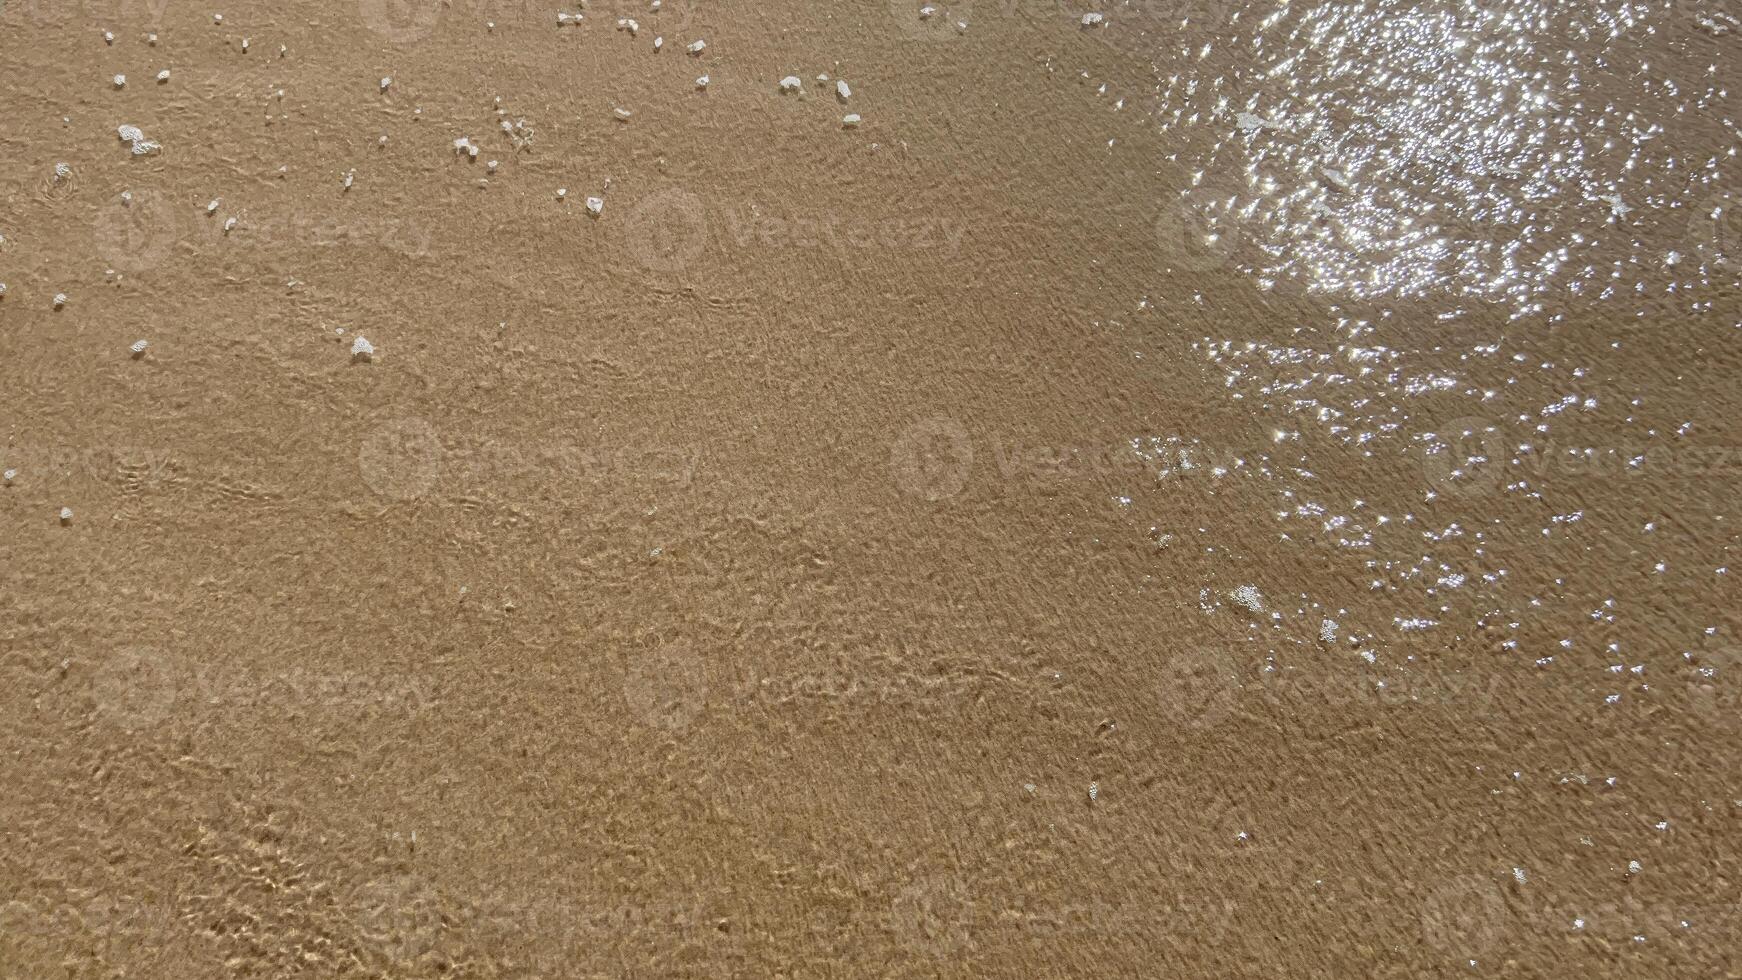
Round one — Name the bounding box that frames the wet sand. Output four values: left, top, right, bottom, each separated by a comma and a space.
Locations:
2, 1, 1740, 977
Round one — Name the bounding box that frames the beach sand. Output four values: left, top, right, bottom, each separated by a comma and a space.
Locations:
2, 0, 1740, 976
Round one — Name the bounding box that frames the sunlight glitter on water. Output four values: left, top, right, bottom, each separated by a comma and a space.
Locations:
1153, 0, 1738, 311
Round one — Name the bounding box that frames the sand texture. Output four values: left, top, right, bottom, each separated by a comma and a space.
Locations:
3, 1, 1741, 977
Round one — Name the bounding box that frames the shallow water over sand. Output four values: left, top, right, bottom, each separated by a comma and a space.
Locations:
1, 1, 1739, 976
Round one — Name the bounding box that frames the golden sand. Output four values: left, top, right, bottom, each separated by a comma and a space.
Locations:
2, 1, 1740, 976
